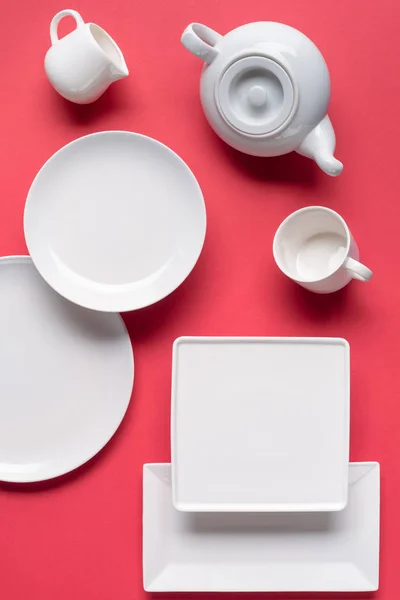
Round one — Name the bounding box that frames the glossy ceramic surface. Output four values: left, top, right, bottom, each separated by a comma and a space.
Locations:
171, 337, 350, 512
24, 131, 207, 312
0, 256, 134, 482
181, 22, 343, 176
143, 462, 380, 592
273, 206, 373, 293
44, 9, 128, 104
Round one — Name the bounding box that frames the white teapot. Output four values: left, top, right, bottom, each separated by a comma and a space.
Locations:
181, 22, 343, 176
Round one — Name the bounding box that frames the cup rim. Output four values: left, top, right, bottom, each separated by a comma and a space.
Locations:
272, 206, 351, 283
88, 23, 129, 77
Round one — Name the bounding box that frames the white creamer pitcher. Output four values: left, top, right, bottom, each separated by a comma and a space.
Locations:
45, 9, 129, 104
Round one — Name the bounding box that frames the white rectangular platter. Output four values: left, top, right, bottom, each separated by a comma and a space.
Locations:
171, 337, 350, 511
143, 462, 380, 592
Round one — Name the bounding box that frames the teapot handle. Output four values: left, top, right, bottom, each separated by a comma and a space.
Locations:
181, 23, 221, 64
50, 9, 85, 45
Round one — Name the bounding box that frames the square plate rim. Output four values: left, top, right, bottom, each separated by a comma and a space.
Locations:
171, 336, 350, 512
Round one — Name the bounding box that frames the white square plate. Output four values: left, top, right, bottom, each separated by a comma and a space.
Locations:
171, 337, 350, 511
143, 462, 380, 592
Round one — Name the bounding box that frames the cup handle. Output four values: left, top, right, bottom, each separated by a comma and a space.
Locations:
181, 23, 221, 64
344, 256, 373, 282
50, 9, 85, 45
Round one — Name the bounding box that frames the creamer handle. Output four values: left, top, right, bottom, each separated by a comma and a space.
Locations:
50, 9, 85, 45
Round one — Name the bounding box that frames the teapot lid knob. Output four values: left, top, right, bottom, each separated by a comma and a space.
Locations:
216, 56, 297, 136
247, 85, 268, 108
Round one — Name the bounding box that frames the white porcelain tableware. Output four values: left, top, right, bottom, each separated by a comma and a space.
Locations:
44, 9, 129, 104
181, 22, 342, 176
143, 462, 380, 592
171, 337, 349, 512
0, 256, 134, 482
24, 131, 206, 312
273, 206, 373, 293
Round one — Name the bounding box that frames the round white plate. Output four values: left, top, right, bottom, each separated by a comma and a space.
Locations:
24, 131, 206, 312
0, 257, 134, 482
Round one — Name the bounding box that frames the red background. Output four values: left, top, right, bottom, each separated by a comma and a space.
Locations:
0, 0, 397, 598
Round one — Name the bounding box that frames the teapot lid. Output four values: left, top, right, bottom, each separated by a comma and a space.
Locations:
215, 56, 296, 136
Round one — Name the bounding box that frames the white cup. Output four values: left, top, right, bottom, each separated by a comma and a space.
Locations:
44, 9, 129, 104
273, 206, 373, 293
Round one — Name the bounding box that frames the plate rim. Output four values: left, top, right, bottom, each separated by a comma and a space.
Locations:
0, 255, 134, 483
23, 130, 207, 312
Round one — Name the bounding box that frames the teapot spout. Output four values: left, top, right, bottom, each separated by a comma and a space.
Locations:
296, 115, 343, 177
